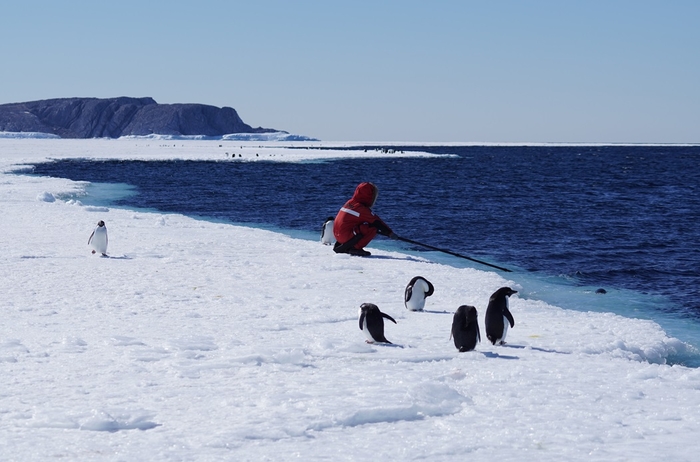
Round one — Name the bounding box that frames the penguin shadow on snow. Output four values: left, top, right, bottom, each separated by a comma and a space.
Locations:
500, 344, 570, 355
97, 254, 132, 260
362, 254, 426, 263
481, 351, 519, 360
480, 344, 570, 359
370, 342, 406, 349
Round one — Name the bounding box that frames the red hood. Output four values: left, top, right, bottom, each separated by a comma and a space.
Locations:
352, 182, 378, 207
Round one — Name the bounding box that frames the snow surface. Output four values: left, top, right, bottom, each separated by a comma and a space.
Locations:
2, 139, 700, 461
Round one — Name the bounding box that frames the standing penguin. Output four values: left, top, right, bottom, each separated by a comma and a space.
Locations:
88, 220, 108, 256
451, 305, 480, 352
320, 217, 335, 245
404, 276, 435, 311
485, 287, 517, 345
358, 303, 397, 344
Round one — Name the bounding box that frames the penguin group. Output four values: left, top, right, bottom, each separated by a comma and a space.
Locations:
88, 215, 519, 354
87, 216, 518, 352
319, 215, 520, 350
358, 274, 518, 352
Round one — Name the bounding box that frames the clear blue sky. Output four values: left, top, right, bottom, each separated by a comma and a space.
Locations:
1, 0, 698, 142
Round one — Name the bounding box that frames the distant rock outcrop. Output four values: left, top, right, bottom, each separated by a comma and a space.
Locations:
0, 97, 281, 138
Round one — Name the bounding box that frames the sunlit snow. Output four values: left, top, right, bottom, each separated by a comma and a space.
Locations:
1, 138, 699, 461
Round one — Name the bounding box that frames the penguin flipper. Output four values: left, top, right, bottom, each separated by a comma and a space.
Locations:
505, 310, 515, 328
381, 313, 397, 324
425, 279, 435, 297
404, 286, 413, 304
358, 312, 366, 331
88, 231, 95, 245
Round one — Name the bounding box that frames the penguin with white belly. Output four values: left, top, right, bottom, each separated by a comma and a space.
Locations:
320, 217, 335, 245
404, 276, 434, 311
88, 220, 108, 256
358, 303, 397, 344
484, 287, 517, 345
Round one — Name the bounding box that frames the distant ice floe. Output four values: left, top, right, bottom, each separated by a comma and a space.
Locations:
223, 132, 319, 142
84, 206, 109, 212
0, 130, 318, 141
122, 131, 319, 142
0, 131, 61, 139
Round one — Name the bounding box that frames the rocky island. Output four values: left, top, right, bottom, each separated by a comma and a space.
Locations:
0, 97, 282, 139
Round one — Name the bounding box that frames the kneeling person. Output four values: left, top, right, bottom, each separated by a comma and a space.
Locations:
333, 182, 396, 257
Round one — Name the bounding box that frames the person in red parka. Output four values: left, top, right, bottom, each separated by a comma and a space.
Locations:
333, 182, 398, 257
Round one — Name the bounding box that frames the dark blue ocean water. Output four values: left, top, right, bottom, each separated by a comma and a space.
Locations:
29, 145, 700, 363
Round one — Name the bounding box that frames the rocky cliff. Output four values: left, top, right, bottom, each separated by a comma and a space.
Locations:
0, 97, 280, 138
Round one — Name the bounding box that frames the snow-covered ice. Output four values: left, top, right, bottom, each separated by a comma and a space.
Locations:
1, 138, 699, 461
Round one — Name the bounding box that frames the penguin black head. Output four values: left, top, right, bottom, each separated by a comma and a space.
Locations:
359, 303, 394, 321
491, 287, 517, 300
453, 304, 478, 323
97, 220, 105, 227
359, 302, 379, 316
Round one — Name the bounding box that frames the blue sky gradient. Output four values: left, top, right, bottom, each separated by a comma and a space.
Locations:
1, 0, 698, 142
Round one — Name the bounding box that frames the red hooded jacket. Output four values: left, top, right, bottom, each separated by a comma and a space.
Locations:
333, 182, 392, 249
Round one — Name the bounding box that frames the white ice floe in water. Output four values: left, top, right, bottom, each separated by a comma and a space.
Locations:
1, 138, 700, 461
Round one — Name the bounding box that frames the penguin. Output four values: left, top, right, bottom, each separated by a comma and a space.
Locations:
88, 220, 108, 256
404, 276, 435, 311
484, 287, 517, 345
320, 216, 335, 245
450, 305, 480, 352
358, 303, 397, 344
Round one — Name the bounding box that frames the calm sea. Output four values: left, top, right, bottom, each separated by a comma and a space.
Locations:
29, 145, 700, 364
